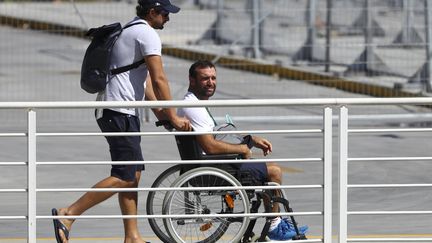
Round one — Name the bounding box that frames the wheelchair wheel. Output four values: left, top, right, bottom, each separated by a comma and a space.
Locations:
146, 165, 182, 243
163, 167, 250, 243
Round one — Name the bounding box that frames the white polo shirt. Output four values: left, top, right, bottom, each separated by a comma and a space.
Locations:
96, 17, 161, 118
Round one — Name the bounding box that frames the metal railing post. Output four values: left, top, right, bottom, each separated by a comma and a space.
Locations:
27, 109, 37, 243
323, 107, 333, 243
338, 106, 348, 243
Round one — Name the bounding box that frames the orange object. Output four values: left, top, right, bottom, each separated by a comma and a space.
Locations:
200, 222, 213, 231
225, 194, 234, 209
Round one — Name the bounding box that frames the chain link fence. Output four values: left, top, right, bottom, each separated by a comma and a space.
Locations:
1, 0, 432, 125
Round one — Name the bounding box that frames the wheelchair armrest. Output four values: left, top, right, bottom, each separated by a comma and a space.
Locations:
200, 154, 242, 160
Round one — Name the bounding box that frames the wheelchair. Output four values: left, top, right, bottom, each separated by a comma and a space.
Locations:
146, 123, 307, 242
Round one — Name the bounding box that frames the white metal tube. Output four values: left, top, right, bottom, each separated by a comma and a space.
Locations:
41, 211, 323, 219
349, 157, 432, 162
348, 211, 432, 215
0, 162, 27, 166
323, 107, 333, 243
0, 216, 27, 220
36, 184, 323, 192
0, 189, 27, 192
339, 106, 348, 243
27, 109, 36, 243
349, 128, 432, 133
35, 158, 322, 165
1, 98, 432, 109
348, 184, 432, 188
0, 133, 26, 137
347, 237, 432, 242
36, 129, 323, 137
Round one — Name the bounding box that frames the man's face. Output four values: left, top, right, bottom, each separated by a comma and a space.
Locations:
151, 8, 170, 29
190, 67, 217, 100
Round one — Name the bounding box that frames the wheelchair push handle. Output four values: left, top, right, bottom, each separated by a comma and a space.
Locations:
155, 120, 175, 130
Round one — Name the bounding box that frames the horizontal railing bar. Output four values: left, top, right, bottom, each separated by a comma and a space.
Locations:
0, 162, 27, 166
37, 184, 323, 192
0, 189, 27, 192
226, 113, 432, 123
0, 133, 26, 137
348, 184, 432, 188
274, 240, 322, 243
347, 238, 432, 242
348, 211, 432, 215
36, 129, 322, 137
40, 211, 323, 220
292, 240, 323, 243
1, 98, 432, 110
349, 157, 432, 162
0, 216, 27, 220
36, 158, 322, 165
349, 128, 432, 133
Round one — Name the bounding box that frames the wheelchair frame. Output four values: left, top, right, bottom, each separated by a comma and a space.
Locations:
146, 131, 307, 242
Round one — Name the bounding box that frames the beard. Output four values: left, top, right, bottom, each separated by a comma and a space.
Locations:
198, 86, 216, 99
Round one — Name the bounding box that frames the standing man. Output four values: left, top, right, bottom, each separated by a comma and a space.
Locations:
52, 1, 190, 243
177, 60, 308, 241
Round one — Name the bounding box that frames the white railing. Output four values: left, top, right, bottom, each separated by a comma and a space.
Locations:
1, 98, 432, 243
338, 105, 432, 243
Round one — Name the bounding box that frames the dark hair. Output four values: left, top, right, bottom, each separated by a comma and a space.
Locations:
136, 0, 152, 18
189, 60, 216, 78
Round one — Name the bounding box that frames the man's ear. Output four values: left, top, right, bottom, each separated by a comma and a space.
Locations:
148, 8, 158, 18
189, 76, 196, 86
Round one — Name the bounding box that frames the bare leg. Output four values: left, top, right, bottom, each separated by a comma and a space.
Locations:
56, 176, 136, 243
266, 162, 283, 212
120, 171, 146, 243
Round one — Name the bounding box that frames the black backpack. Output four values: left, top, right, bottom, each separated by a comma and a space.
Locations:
80, 22, 145, 94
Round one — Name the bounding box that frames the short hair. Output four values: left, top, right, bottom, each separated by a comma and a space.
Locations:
189, 60, 216, 78
136, 0, 152, 18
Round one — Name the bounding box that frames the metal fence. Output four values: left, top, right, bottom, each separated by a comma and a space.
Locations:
1, 98, 432, 242
2, 0, 432, 100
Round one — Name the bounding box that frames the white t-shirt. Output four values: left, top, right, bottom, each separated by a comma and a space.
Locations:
177, 92, 216, 132
96, 17, 161, 118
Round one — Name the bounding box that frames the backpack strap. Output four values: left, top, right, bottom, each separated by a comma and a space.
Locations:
123, 21, 145, 29
111, 59, 146, 75
110, 21, 146, 75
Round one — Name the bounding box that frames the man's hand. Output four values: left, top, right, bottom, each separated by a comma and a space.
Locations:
241, 146, 252, 159
171, 116, 191, 131
252, 136, 272, 156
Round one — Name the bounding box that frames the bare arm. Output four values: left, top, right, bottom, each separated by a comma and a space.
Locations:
145, 55, 190, 131
196, 134, 252, 159
196, 134, 273, 159
144, 74, 167, 121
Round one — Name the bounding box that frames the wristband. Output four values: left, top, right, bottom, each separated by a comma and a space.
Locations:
242, 135, 254, 149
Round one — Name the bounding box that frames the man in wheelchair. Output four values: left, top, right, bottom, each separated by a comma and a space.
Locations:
176, 60, 308, 241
